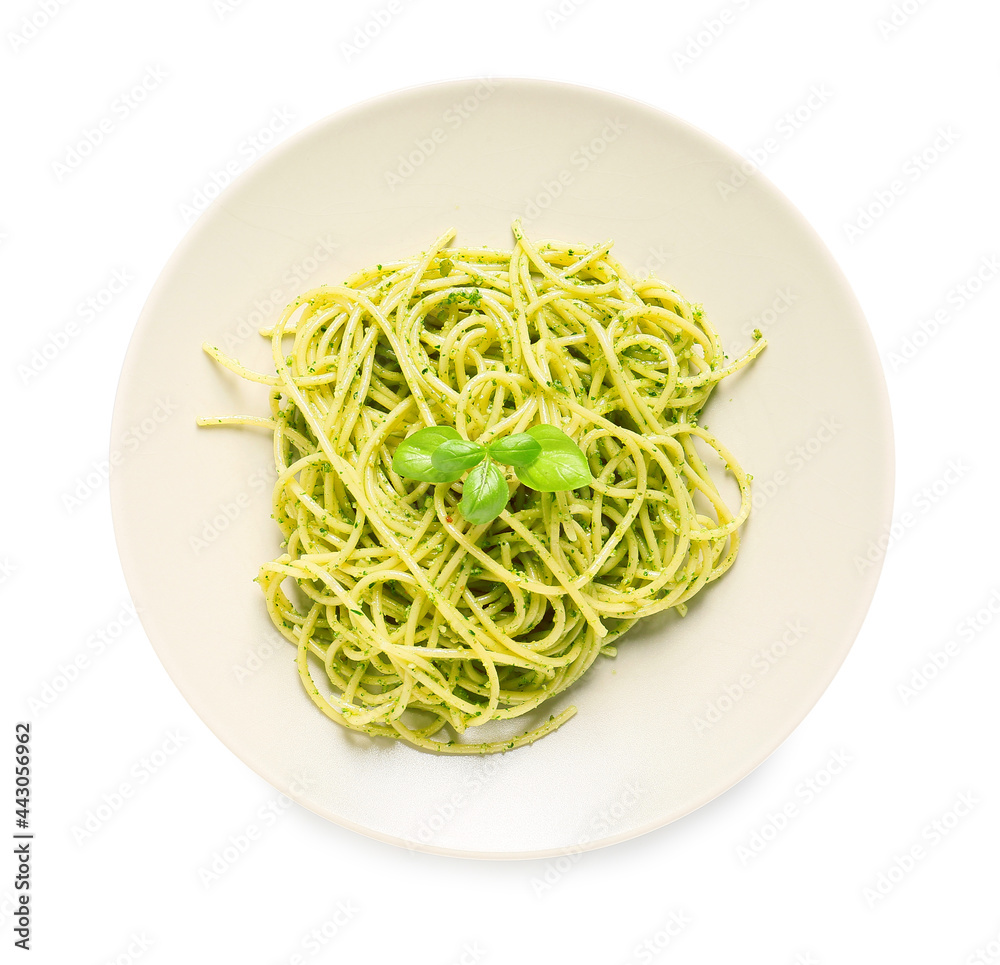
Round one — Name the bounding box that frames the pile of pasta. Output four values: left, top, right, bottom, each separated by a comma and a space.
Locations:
201, 222, 764, 753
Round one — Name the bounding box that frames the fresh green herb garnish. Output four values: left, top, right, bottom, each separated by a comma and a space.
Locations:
460, 460, 509, 524
392, 424, 592, 524
512, 425, 592, 493
432, 437, 487, 475
389, 425, 461, 482
487, 433, 542, 468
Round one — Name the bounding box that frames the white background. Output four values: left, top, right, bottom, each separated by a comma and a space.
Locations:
3, 0, 999, 962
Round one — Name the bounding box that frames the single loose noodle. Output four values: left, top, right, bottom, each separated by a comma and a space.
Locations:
199, 222, 765, 753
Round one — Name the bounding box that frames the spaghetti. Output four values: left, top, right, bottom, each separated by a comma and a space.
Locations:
199, 222, 765, 753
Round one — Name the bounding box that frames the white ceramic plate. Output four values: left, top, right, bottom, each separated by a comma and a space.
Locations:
111, 79, 893, 858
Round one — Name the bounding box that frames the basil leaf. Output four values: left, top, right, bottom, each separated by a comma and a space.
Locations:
432, 438, 486, 475
515, 425, 593, 492
487, 433, 543, 468
392, 425, 463, 482
459, 460, 509, 524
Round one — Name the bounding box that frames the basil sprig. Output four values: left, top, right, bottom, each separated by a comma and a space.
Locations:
392, 424, 592, 525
